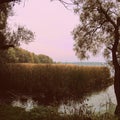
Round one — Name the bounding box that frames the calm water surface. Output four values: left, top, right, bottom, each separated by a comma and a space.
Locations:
12, 85, 116, 114
58, 85, 116, 114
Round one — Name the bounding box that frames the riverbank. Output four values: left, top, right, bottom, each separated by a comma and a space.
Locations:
58, 85, 116, 115
0, 63, 113, 104
0, 104, 118, 120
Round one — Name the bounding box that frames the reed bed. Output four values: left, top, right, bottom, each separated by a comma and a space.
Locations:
0, 63, 113, 104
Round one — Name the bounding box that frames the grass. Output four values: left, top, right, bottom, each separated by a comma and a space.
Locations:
0, 105, 118, 120
0, 63, 113, 104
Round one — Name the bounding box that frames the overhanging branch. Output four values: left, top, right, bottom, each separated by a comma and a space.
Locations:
52, 0, 74, 9
97, 0, 117, 28
0, 0, 20, 4
55, 0, 73, 5
84, 20, 107, 37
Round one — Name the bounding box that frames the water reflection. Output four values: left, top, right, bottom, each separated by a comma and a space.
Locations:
12, 85, 116, 114
12, 98, 38, 111
58, 85, 117, 114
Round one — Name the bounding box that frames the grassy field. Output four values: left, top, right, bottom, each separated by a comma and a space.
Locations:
0, 105, 118, 120
0, 63, 113, 104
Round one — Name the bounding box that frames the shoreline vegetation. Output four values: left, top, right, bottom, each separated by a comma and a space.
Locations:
0, 63, 113, 105
0, 104, 118, 120
0, 63, 115, 119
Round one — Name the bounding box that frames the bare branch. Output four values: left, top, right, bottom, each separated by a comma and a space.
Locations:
52, 0, 74, 9
55, 0, 74, 5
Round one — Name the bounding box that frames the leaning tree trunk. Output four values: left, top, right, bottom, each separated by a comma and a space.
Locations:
113, 27, 120, 115
114, 62, 120, 115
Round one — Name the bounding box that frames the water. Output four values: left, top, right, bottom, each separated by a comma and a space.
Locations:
12, 98, 38, 111
63, 62, 107, 66
12, 85, 116, 114
58, 85, 116, 114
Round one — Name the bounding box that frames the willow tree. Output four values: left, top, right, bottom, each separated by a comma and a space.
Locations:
55, 0, 120, 115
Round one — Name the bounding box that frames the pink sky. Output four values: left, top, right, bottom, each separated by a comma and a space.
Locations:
9, 0, 105, 62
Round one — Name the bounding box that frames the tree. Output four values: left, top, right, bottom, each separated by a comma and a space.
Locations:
0, 47, 54, 63
0, 0, 33, 50
38, 54, 53, 63
0, 25, 34, 49
0, 2, 13, 49
56, 0, 120, 115
5, 25, 34, 46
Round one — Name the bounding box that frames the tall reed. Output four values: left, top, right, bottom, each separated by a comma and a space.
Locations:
0, 63, 113, 104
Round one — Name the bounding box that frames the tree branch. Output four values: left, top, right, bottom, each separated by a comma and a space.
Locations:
0, 0, 20, 4
0, 44, 15, 50
52, 0, 74, 9
97, 0, 117, 28
107, 46, 112, 51
55, 0, 73, 5
84, 20, 106, 37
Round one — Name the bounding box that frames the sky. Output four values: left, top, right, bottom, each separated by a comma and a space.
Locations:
9, 0, 105, 62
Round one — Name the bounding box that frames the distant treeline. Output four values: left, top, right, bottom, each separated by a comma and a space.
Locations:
0, 48, 53, 63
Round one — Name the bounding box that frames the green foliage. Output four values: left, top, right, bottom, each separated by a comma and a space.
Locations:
0, 2, 13, 50
56, 0, 120, 62
0, 2, 34, 50
0, 2, 12, 30
0, 47, 54, 63
71, 0, 117, 60
38, 54, 53, 63
0, 64, 113, 104
4, 26, 35, 47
